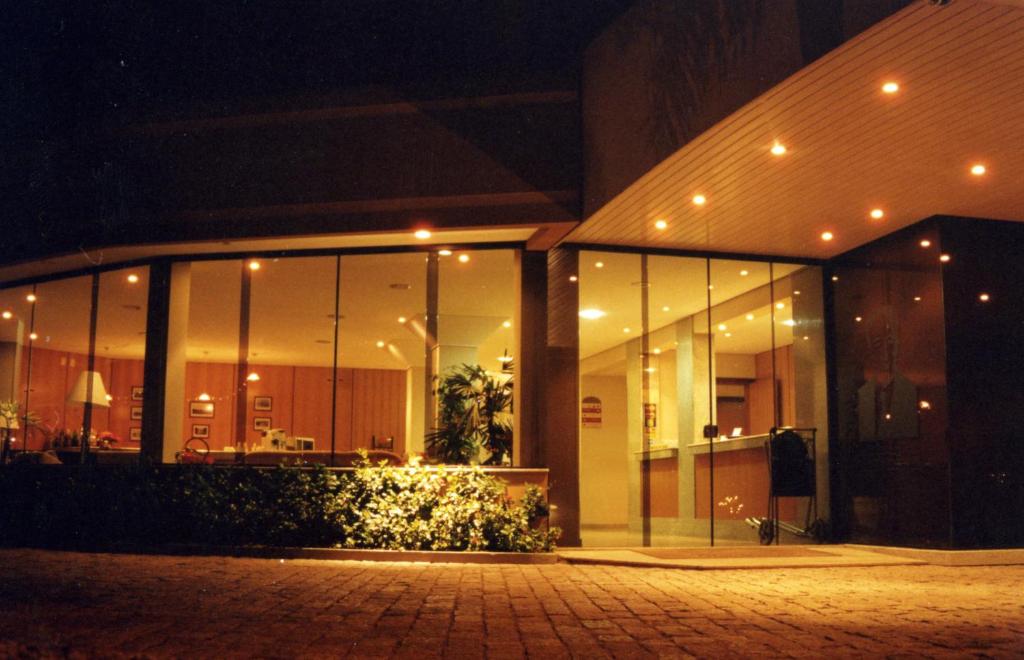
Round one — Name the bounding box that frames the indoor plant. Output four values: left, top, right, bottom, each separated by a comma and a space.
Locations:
425, 364, 513, 465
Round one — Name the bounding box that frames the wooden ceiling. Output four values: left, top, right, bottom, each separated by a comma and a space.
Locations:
567, 0, 1024, 258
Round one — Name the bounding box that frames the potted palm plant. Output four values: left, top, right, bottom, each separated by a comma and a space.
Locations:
425, 364, 513, 465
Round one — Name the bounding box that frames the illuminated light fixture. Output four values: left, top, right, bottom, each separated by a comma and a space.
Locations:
438, 249, 452, 256
794, 290, 801, 296
498, 354, 514, 364
569, 275, 578, 282
578, 308, 606, 320
832, 275, 839, 282
414, 229, 432, 240
398, 316, 407, 324
739, 270, 749, 276
26, 293, 37, 303
970, 164, 986, 176
127, 273, 140, 283
375, 340, 386, 348
622, 327, 631, 333
29, 332, 38, 341
939, 254, 951, 263
870, 208, 885, 220
708, 284, 714, 290
662, 306, 670, 312
717, 323, 727, 331
105, 394, 113, 402
855, 316, 863, 323
198, 393, 212, 401
783, 319, 796, 327
914, 296, 922, 302
919, 400, 931, 410
775, 302, 785, 309
644, 367, 657, 373
803, 335, 810, 341
246, 372, 260, 382
502, 320, 512, 328
745, 313, 754, 321
881, 81, 899, 94
884, 412, 892, 420
724, 332, 732, 338
1, 311, 11, 320
248, 260, 261, 271
595, 261, 604, 269
770, 141, 787, 156
692, 194, 707, 206
920, 239, 931, 248
821, 231, 834, 241
652, 348, 662, 355
654, 219, 668, 230
979, 293, 991, 302
458, 254, 470, 263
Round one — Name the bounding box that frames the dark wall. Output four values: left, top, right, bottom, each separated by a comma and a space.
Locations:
941, 218, 1024, 548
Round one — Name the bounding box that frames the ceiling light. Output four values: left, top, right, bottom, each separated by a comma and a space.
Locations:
832, 275, 839, 282
939, 254, 951, 263
662, 306, 670, 312
622, 327, 631, 333
882, 81, 899, 94
198, 392, 211, 401
248, 261, 261, 271
1, 311, 11, 320
717, 323, 727, 331
979, 293, 990, 302
770, 141, 787, 156
708, 284, 714, 290
458, 254, 470, 263
970, 164, 986, 176
569, 275, 578, 282
502, 320, 512, 328
783, 319, 796, 327
438, 249, 452, 256
803, 336, 809, 341
919, 400, 931, 410
414, 229, 432, 240
595, 261, 604, 269
855, 316, 863, 323
653, 348, 661, 355
724, 332, 732, 338
914, 296, 922, 302
26, 293, 37, 302
821, 231, 834, 241
246, 372, 260, 382
127, 273, 140, 283
644, 367, 657, 373
920, 239, 931, 248
692, 194, 707, 206
794, 290, 801, 296
739, 270, 749, 276
29, 332, 38, 341
745, 313, 754, 321
578, 309, 606, 320
398, 316, 407, 324
776, 302, 785, 309
654, 219, 668, 230
376, 340, 386, 348
870, 208, 884, 220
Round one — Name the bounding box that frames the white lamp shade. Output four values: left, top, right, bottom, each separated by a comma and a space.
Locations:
67, 370, 111, 407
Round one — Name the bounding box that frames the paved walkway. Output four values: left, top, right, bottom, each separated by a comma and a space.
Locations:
1, 549, 1023, 658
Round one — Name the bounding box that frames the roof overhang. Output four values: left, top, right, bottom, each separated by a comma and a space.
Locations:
567, 0, 1024, 258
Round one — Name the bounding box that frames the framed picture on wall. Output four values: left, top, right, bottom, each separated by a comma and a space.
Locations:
253, 417, 272, 432
130, 406, 143, 421
129, 427, 141, 441
191, 424, 210, 439
253, 396, 272, 412
190, 401, 215, 418
131, 386, 144, 401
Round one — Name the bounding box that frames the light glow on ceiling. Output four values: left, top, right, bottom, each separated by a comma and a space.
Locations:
595, 261, 604, 269
127, 273, 140, 283
970, 164, 986, 176
770, 141, 787, 156
692, 194, 707, 206
882, 81, 899, 94
821, 231, 834, 241
376, 340, 386, 348
654, 219, 668, 230
870, 208, 885, 220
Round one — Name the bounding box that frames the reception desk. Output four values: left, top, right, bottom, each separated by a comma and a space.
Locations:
691, 434, 797, 520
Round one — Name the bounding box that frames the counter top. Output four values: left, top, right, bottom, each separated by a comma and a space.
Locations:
688, 433, 769, 455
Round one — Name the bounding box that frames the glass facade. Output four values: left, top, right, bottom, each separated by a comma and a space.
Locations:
578, 250, 829, 546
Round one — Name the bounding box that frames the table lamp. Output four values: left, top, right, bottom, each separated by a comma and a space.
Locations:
67, 371, 110, 458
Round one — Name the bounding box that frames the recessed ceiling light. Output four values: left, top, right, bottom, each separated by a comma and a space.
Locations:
248, 260, 261, 271
438, 249, 452, 256
662, 306, 670, 312
717, 323, 727, 331
821, 231, 835, 242
654, 219, 668, 230
653, 348, 662, 355
692, 194, 707, 206
127, 273, 140, 283
595, 261, 604, 269
622, 327, 631, 333
920, 239, 931, 248
979, 293, 991, 302
939, 254, 951, 263
458, 254, 470, 263
708, 284, 714, 290
414, 229, 432, 240
1, 311, 11, 320
783, 319, 796, 327
832, 275, 840, 282
398, 316, 407, 324
740, 270, 749, 276
724, 332, 732, 337
770, 141, 787, 156
794, 290, 801, 296
855, 316, 863, 323
970, 164, 986, 176
502, 320, 512, 328
26, 293, 36, 302
882, 81, 899, 94
29, 332, 38, 341
578, 309, 606, 320
376, 340, 386, 348
919, 400, 931, 410
803, 335, 809, 341
776, 302, 785, 309
569, 275, 578, 282
914, 296, 922, 302
745, 313, 754, 321
870, 208, 884, 220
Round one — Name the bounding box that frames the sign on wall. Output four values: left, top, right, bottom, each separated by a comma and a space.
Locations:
581, 396, 602, 428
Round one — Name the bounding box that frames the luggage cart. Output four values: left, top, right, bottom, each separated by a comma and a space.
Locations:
745, 427, 827, 545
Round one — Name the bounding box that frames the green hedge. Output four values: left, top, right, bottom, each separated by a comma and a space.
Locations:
0, 459, 559, 552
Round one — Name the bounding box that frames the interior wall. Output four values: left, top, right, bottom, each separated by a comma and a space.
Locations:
579, 374, 629, 528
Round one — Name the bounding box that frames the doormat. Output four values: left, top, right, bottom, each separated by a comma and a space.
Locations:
637, 547, 831, 560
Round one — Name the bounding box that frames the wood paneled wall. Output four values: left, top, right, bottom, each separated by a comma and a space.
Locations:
747, 345, 795, 434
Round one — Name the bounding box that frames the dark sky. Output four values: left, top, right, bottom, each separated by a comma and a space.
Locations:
3, 0, 632, 140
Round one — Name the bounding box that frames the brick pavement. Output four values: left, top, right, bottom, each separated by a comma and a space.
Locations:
1, 549, 1022, 658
